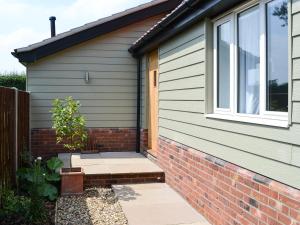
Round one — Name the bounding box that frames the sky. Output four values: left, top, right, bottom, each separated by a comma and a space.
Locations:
0, 0, 151, 73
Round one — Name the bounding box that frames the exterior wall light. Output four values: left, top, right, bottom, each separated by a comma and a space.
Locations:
85, 71, 89, 83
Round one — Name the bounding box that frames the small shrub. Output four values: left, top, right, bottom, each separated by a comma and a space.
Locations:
0, 189, 34, 224
0, 188, 30, 218
0, 72, 26, 90
51, 96, 88, 168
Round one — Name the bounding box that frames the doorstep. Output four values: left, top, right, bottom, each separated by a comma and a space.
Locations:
58, 152, 165, 187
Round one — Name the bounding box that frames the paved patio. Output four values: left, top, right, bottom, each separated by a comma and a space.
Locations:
113, 183, 211, 225
58, 152, 210, 224
58, 151, 163, 175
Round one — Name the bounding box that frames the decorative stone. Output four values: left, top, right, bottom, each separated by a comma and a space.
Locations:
56, 187, 128, 225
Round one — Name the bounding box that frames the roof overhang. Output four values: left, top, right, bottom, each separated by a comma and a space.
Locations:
129, 0, 246, 57
12, 0, 182, 64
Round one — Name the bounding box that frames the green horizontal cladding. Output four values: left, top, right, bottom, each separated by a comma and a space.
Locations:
27, 15, 164, 128
152, 3, 300, 189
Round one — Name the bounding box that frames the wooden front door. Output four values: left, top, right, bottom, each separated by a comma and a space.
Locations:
148, 49, 159, 156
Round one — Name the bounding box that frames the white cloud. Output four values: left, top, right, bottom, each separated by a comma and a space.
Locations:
62, 0, 112, 20
0, 0, 29, 15
0, 28, 47, 50
0, 28, 48, 72
0, 0, 151, 73
57, 0, 151, 32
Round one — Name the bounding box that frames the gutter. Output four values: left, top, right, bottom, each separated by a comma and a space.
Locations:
129, 0, 199, 56
12, 0, 182, 64
136, 57, 142, 153
129, 0, 244, 56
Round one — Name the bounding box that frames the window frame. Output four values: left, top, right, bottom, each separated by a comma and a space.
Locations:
213, 14, 235, 114
209, 0, 289, 127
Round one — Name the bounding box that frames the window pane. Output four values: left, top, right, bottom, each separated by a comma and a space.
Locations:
266, 0, 288, 112
238, 6, 260, 114
217, 22, 231, 108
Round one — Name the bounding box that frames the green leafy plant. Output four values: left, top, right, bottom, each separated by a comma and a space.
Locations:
18, 157, 63, 201
16, 157, 63, 224
1, 156, 62, 224
51, 96, 88, 168
0, 188, 30, 220
46, 157, 63, 182
0, 187, 46, 224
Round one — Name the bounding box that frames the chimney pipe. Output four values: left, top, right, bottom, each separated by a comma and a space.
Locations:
49, 16, 56, 37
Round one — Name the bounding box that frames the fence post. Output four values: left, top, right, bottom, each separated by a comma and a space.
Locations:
13, 87, 18, 185
28, 91, 31, 158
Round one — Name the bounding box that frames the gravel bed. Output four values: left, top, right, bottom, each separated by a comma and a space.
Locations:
56, 188, 128, 225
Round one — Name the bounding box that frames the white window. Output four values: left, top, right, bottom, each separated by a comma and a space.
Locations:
211, 0, 289, 127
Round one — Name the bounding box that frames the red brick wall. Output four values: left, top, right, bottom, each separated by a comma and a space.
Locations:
158, 136, 300, 225
84, 171, 164, 188
31, 128, 136, 158
140, 129, 148, 151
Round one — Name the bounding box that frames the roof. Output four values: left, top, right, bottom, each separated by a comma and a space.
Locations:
130, 0, 194, 53
12, 0, 182, 64
129, 0, 245, 56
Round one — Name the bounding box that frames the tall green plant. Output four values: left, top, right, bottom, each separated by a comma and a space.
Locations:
51, 96, 87, 168
16, 157, 63, 223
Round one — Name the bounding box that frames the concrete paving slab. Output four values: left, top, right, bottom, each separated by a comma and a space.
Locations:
58, 153, 71, 168
58, 152, 163, 175
113, 183, 211, 225
100, 152, 146, 158
180, 223, 209, 225
113, 184, 184, 205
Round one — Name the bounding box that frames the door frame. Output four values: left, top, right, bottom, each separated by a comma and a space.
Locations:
147, 49, 159, 157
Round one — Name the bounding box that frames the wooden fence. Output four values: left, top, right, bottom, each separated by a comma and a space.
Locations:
0, 87, 30, 191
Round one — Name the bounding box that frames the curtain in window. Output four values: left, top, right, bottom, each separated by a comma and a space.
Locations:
217, 22, 231, 108
238, 6, 260, 114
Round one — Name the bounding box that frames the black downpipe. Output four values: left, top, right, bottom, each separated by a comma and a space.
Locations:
136, 58, 141, 153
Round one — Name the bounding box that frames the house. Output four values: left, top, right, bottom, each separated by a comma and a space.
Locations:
13, 0, 300, 224
12, 0, 181, 157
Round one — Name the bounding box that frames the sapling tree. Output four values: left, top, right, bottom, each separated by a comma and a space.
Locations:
51, 96, 87, 169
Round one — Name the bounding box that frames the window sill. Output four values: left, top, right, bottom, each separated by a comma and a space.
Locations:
205, 113, 289, 128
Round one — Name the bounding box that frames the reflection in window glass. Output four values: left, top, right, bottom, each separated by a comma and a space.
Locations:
266, 0, 288, 112
238, 6, 260, 114
217, 22, 231, 108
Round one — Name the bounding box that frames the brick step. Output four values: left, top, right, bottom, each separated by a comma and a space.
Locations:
84, 171, 165, 188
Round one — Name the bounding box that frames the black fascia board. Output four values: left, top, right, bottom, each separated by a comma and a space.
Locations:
128, 0, 199, 56
129, 0, 246, 57
12, 0, 182, 63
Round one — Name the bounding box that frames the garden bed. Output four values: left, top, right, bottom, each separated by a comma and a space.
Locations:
0, 201, 55, 225
56, 187, 128, 225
